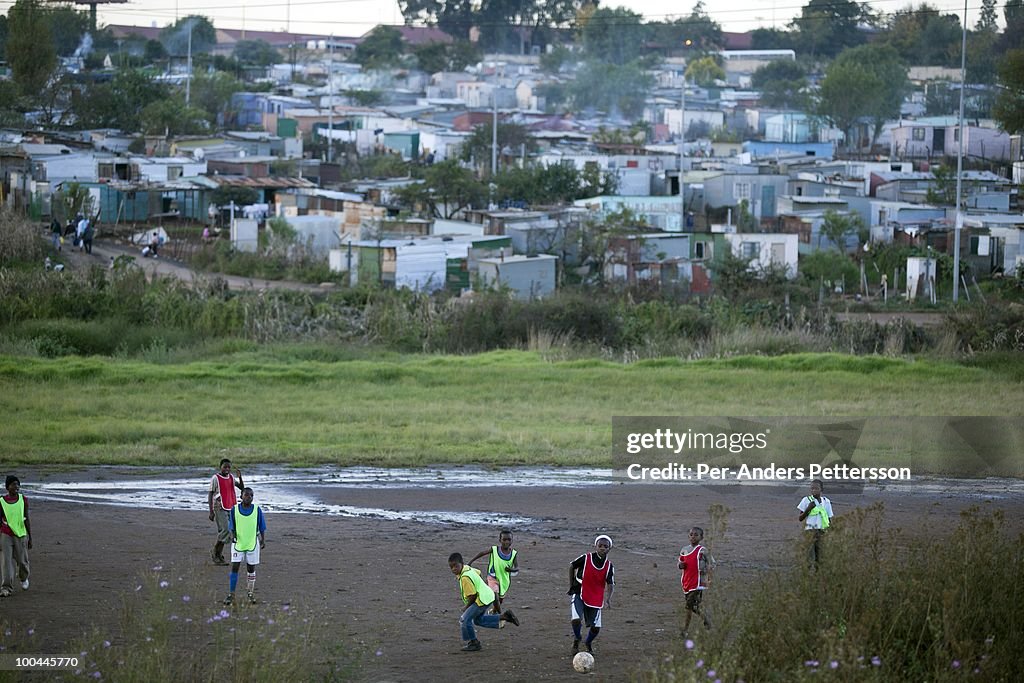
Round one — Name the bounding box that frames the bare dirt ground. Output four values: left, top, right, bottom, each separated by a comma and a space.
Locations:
4, 473, 1022, 682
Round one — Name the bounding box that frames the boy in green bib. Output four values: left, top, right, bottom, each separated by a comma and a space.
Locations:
449, 552, 520, 651
468, 529, 519, 615
0, 475, 32, 598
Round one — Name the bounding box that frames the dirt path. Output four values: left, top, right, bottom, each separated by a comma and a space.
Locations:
4, 471, 1021, 682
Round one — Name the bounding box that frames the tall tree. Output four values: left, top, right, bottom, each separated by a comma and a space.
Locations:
1001, 0, 1024, 52
46, 5, 91, 57
159, 15, 216, 56
570, 59, 654, 119
580, 6, 647, 66
353, 26, 405, 69
976, 0, 998, 32
7, 0, 57, 99
884, 4, 961, 67
751, 60, 808, 109
461, 120, 534, 172
398, 0, 475, 41
993, 49, 1024, 134
818, 44, 907, 150
790, 0, 868, 59
393, 159, 485, 218
233, 39, 281, 67
685, 56, 725, 87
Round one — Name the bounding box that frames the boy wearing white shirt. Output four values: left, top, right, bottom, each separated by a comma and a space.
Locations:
797, 479, 833, 566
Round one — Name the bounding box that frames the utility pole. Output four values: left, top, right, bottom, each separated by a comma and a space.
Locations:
491, 92, 498, 177
952, 0, 967, 302
327, 36, 334, 163
680, 45, 689, 232
185, 24, 192, 106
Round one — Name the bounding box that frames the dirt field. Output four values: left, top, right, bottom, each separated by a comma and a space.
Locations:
4, 471, 1023, 682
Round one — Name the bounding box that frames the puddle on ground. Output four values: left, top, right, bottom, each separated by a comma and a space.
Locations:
25, 466, 1023, 527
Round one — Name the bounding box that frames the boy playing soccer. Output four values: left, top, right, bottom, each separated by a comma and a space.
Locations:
468, 528, 519, 615
0, 476, 32, 598
224, 487, 266, 606
678, 526, 714, 637
449, 552, 519, 651
208, 459, 245, 565
568, 535, 615, 656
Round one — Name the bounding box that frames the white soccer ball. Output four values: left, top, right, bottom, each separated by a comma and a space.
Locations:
573, 651, 595, 674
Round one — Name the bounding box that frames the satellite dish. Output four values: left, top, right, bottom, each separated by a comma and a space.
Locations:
194, 147, 205, 160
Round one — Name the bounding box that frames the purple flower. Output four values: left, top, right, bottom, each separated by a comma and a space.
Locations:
685, 639, 695, 650
871, 656, 882, 667
267, 619, 275, 625
169, 615, 179, 621
952, 661, 961, 670
219, 610, 230, 618
707, 671, 716, 678
696, 659, 704, 668
158, 581, 169, 588
281, 605, 290, 611
182, 595, 191, 603
27, 629, 34, 636
376, 649, 383, 657
92, 673, 101, 680
102, 641, 110, 648
151, 565, 162, 571
974, 668, 981, 674
829, 661, 839, 670
805, 660, 819, 667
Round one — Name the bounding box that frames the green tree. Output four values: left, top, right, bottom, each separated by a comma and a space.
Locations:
233, 39, 281, 66
819, 210, 865, 251
393, 159, 485, 218
353, 26, 405, 69
189, 71, 243, 127
790, 0, 868, 59
539, 44, 572, 73
399, 0, 475, 41
750, 27, 796, 51
685, 56, 725, 87
144, 39, 168, 64
570, 59, 654, 119
993, 49, 1024, 134
460, 121, 534, 172
211, 185, 259, 207
818, 44, 907, 150
976, 0, 998, 31
140, 97, 209, 136
47, 5, 90, 57
73, 69, 168, 132
0, 15, 8, 61
751, 60, 808, 109
1001, 0, 1024, 52
925, 165, 957, 205
883, 4, 960, 67
159, 15, 216, 56
580, 6, 647, 66
7, 0, 57, 99
411, 40, 480, 73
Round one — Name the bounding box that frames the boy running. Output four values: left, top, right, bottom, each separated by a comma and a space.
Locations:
0, 475, 32, 598
208, 459, 244, 565
678, 526, 714, 637
449, 552, 519, 651
568, 535, 614, 656
468, 529, 519, 615
224, 487, 266, 606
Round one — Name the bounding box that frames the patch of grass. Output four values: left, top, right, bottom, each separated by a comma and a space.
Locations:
0, 573, 355, 682
1, 351, 1021, 471
640, 506, 1022, 682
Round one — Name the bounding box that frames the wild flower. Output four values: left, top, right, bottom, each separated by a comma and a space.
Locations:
829, 661, 838, 669
696, 659, 704, 668
871, 656, 882, 666
158, 581, 169, 588
685, 639, 695, 650
952, 660, 961, 669
182, 595, 191, 603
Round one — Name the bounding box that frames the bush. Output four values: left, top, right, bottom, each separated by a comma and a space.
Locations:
644, 506, 1023, 683
0, 209, 46, 266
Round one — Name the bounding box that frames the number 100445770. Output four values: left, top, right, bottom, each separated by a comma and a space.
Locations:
1, 655, 79, 670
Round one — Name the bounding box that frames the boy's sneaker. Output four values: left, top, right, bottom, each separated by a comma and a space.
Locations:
586, 642, 594, 654
502, 609, 520, 627
0, 587, 11, 598
223, 593, 234, 606
571, 639, 580, 655
20, 579, 29, 590
461, 640, 482, 652
247, 591, 257, 604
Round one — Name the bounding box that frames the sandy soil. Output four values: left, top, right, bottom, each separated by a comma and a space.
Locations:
3, 473, 1022, 682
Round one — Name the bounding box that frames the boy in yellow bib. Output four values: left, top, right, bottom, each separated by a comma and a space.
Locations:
0, 476, 32, 598
224, 487, 266, 606
448, 552, 520, 651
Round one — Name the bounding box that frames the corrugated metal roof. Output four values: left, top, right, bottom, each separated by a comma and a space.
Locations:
207, 176, 318, 189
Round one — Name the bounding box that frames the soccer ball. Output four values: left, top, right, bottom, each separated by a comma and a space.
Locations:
572, 651, 595, 673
